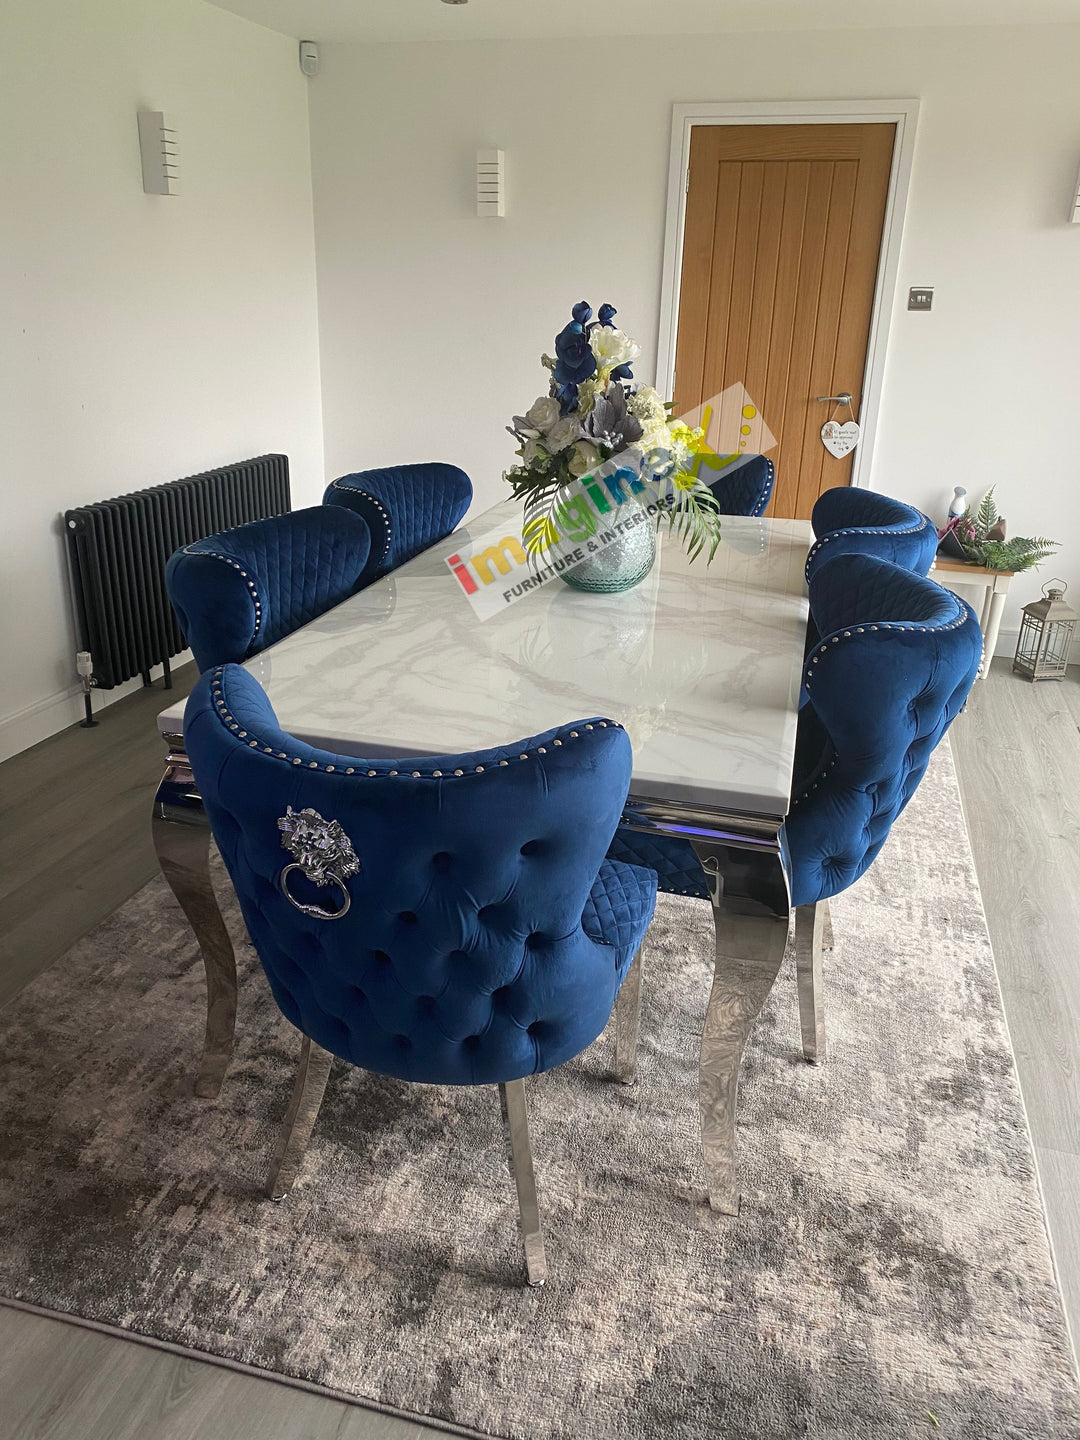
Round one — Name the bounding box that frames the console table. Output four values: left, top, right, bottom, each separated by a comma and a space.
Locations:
154, 501, 813, 1215
930, 557, 1014, 678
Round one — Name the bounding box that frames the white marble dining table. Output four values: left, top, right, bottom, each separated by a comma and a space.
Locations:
155, 498, 813, 1214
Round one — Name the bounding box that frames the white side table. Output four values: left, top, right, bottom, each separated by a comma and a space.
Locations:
930, 558, 1015, 679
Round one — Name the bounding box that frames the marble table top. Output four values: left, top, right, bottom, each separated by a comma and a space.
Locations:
160, 500, 812, 818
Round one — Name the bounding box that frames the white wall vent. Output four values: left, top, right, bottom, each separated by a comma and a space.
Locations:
476, 149, 504, 217
138, 110, 179, 196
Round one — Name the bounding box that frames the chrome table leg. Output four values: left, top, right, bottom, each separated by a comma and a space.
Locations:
794, 902, 826, 1065
266, 1035, 334, 1200
499, 1079, 547, 1286
152, 733, 237, 1099
691, 836, 791, 1215
613, 948, 643, 1085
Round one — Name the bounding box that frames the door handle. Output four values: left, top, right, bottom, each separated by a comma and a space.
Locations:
815, 391, 852, 406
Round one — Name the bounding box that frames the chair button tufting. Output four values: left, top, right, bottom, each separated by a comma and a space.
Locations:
398, 910, 418, 925
527, 1021, 545, 1037
395, 1034, 411, 1049
520, 839, 541, 856
432, 852, 453, 872
464, 1035, 481, 1051
374, 949, 391, 965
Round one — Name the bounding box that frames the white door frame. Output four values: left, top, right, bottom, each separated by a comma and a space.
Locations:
655, 99, 919, 491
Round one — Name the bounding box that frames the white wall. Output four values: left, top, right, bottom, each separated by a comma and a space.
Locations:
0, 0, 325, 758
308, 24, 1080, 655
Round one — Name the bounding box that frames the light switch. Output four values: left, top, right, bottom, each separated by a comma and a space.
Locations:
908, 287, 933, 312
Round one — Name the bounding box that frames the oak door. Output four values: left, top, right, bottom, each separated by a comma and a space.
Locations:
672, 123, 895, 520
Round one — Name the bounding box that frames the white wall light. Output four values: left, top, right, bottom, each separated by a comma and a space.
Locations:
137, 110, 179, 195
476, 149, 505, 217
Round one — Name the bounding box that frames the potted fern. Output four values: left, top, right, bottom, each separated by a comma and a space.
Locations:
938, 488, 1058, 572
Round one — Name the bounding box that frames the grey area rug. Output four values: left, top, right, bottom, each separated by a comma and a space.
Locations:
1, 742, 1077, 1440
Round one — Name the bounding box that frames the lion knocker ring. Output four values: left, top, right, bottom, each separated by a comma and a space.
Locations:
277, 806, 360, 920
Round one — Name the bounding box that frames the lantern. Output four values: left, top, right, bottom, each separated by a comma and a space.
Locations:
1012, 580, 1077, 681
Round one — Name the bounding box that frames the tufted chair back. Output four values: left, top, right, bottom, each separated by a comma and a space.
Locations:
697, 453, 775, 517
607, 554, 981, 910
323, 462, 473, 575
788, 554, 981, 904
166, 507, 377, 672
185, 665, 654, 1087
805, 487, 938, 585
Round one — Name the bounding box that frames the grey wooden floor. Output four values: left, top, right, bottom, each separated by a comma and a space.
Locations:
1, 659, 1077, 1437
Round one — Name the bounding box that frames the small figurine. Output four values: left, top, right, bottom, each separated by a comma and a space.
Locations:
986, 515, 1007, 542
947, 486, 968, 520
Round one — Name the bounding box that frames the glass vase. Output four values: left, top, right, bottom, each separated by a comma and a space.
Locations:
560, 509, 657, 593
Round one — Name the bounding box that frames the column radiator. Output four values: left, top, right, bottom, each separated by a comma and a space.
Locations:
64, 454, 290, 700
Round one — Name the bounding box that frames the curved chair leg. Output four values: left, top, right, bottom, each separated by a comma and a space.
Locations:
692, 838, 791, 1215
266, 1036, 334, 1200
498, 1080, 547, 1287
614, 948, 643, 1085
153, 738, 237, 1099
795, 903, 827, 1065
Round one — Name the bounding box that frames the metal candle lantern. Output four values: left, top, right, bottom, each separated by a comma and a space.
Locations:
1012, 579, 1077, 681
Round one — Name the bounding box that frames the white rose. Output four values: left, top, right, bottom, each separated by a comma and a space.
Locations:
545, 415, 581, 454
521, 438, 545, 466
568, 440, 600, 477
589, 326, 642, 373
525, 396, 561, 432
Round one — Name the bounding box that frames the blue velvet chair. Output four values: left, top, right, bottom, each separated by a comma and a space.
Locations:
184, 665, 657, 1285
323, 462, 473, 576
608, 553, 981, 1065
166, 507, 378, 673
805, 487, 938, 585
697, 453, 775, 517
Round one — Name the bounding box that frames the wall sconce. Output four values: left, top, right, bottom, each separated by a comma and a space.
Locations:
138, 110, 179, 195
477, 149, 505, 217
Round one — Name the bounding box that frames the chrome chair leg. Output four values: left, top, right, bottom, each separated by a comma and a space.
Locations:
692, 837, 790, 1215
820, 896, 834, 952
266, 1035, 334, 1200
153, 736, 237, 1099
498, 1079, 547, 1286
613, 948, 643, 1085
794, 902, 826, 1065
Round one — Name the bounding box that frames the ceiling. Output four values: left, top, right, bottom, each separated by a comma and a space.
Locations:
205, 0, 1080, 44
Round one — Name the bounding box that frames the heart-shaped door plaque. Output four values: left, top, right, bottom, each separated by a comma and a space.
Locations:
821, 419, 861, 458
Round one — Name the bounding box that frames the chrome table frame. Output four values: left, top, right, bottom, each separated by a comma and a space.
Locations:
155, 757, 814, 1215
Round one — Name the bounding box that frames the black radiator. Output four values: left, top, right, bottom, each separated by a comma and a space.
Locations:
65, 454, 290, 695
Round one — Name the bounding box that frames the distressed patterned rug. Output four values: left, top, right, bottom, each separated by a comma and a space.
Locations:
1, 743, 1077, 1440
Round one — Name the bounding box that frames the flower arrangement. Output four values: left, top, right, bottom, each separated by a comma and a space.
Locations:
938, 487, 1058, 573
505, 301, 723, 562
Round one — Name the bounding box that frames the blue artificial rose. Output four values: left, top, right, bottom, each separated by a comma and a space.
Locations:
597, 303, 617, 327
571, 301, 593, 325
553, 322, 597, 387
610, 362, 634, 382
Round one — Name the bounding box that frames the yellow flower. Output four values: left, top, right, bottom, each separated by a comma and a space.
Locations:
671, 470, 698, 492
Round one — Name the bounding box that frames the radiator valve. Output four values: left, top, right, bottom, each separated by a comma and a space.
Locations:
76, 651, 99, 727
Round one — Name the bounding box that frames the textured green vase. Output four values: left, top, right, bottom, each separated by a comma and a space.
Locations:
559, 513, 657, 593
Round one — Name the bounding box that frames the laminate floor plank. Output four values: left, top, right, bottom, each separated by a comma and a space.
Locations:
0, 1309, 426, 1440
951, 663, 1080, 1158
1035, 1146, 1080, 1361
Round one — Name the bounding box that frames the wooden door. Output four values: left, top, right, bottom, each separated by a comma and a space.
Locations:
672, 123, 895, 520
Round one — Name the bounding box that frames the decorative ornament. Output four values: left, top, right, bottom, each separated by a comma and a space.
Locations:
820, 419, 861, 458
277, 805, 360, 920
